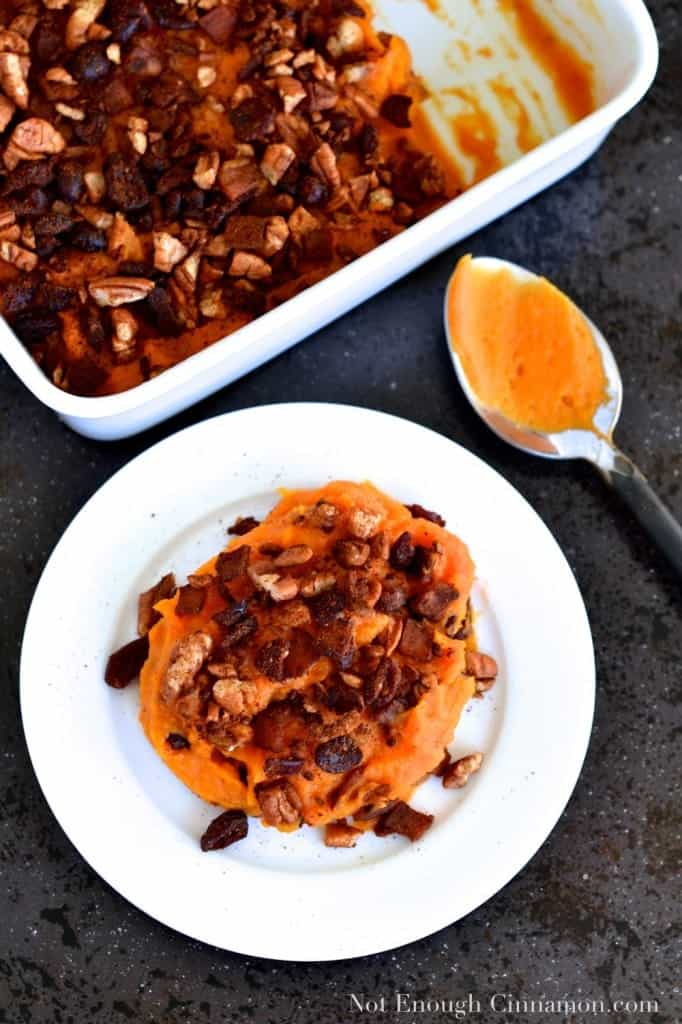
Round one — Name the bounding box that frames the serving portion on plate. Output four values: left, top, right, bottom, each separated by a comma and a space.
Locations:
107, 480, 498, 852
21, 404, 595, 959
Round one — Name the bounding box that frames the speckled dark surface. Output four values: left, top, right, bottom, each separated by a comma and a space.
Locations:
1, 3, 680, 1021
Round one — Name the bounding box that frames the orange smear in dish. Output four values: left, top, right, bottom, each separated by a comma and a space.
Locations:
447, 254, 608, 434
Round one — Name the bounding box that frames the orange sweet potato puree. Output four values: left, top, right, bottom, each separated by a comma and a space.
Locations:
447, 254, 608, 434
139, 481, 476, 830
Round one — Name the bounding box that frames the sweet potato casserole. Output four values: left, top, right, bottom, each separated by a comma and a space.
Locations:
0, 0, 454, 396
106, 482, 498, 850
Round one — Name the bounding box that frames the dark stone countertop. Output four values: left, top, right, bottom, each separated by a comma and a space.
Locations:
1, 2, 680, 1021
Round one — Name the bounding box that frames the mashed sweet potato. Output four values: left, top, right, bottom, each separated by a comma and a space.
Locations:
107, 481, 497, 848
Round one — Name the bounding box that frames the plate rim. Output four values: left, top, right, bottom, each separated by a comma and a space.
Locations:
20, 402, 595, 960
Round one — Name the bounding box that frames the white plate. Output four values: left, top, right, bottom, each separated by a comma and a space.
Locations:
21, 404, 595, 960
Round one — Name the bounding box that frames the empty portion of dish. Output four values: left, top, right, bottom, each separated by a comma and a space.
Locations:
106, 481, 498, 849
0, 0, 456, 397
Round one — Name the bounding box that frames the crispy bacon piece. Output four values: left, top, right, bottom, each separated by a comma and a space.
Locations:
105, 635, 149, 688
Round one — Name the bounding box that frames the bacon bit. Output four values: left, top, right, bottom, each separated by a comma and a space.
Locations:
227, 515, 260, 536
105, 635, 149, 688
374, 801, 433, 841
442, 752, 483, 789
228, 250, 271, 280
398, 618, 432, 661
166, 732, 190, 750
324, 821, 361, 848
218, 157, 264, 202
215, 545, 250, 581
175, 583, 207, 617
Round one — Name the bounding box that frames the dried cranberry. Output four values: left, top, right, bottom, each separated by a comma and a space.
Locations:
69, 42, 113, 83
36, 283, 76, 312
376, 580, 407, 613
298, 174, 329, 206
8, 188, 50, 218
2, 160, 55, 195
228, 516, 260, 536
405, 503, 445, 526
73, 112, 107, 146
212, 599, 248, 630
253, 697, 317, 753
324, 680, 363, 714
83, 305, 107, 351
314, 735, 363, 774
166, 732, 190, 750
35, 213, 73, 236
380, 94, 413, 128
70, 224, 107, 252
12, 312, 60, 346
55, 160, 85, 204
390, 531, 415, 569
3, 281, 36, 316
149, 0, 194, 29
34, 15, 66, 64
200, 809, 248, 851
219, 615, 257, 652
109, 0, 153, 43
145, 285, 183, 335
105, 635, 149, 688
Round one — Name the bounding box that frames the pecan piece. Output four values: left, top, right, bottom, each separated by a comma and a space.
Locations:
274, 544, 313, 567
324, 821, 361, 848
3, 118, 65, 171
105, 635, 149, 688
363, 656, 401, 709
255, 778, 303, 826
0, 239, 37, 271
334, 539, 369, 568
260, 142, 295, 186
255, 638, 291, 681
374, 801, 433, 841
162, 630, 213, 703
0, 95, 15, 132
229, 251, 271, 280
310, 142, 340, 191
200, 809, 248, 851
410, 583, 458, 622
0, 31, 30, 110
110, 308, 138, 360
277, 75, 306, 114
138, 572, 177, 635
193, 150, 220, 189
347, 507, 382, 540
212, 674, 260, 717
88, 277, 155, 307
66, 0, 106, 50
314, 734, 363, 774
442, 752, 483, 789
153, 231, 188, 273
218, 157, 264, 202
398, 619, 433, 661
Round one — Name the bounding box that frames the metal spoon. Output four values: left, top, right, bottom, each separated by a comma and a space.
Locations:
444, 256, 682, 577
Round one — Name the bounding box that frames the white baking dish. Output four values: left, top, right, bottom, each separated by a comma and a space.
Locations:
0, 0, 657, 440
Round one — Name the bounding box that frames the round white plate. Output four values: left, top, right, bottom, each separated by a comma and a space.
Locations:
21, 403, 595, 961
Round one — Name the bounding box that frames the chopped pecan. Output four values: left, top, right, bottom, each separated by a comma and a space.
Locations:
442, 752, 483, 789
260, 142, 295, 186
264, 756, 304, 776
255, 778, 302, 826
218, 157, 263, 203
110, 308, 138, 359
212, 673, 260, 717
263, 215, 289, 257
300, 572, 336, 598
127, 114, 148, 155
199, 3, 238, 45
310, 142, 340, 191
89, 277, 155, 307
382, 618, 403, 657
228, 251, 271, 280
288, 204, 319, 244
405, 503, 446, 527
0, 30, 30, 110
277, 75, 306, 114
175, 583, 207, 617
346, 571, 381, 609
105, 635, 149, 688
270, 600, 311, 630
368, 187, 394, 212
248, 564, 298, 601
200, 809, 248, 851
363, 656, 401, 709
324, 821, 361, 848
193, 150, 220, 190
374, 801, 433, 841
0, 239, 37, 271
255, 638, 291, 681
327, 18, 364, 58
274, 544, 313, 567
0, 95, 15, 132
334, 539, 369, 568
399, 619, 432, 661
66, 0, 107, 50
162, 630, 213, 703
153, 231, 188, 273
347, 507, 382, 540
3, 118, 65, 171
315, 734, 363, 774
410, 583, 458, 622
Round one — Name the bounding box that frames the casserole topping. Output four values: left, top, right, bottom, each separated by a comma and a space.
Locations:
0, 0, 454, 395
106, 481, 498, 849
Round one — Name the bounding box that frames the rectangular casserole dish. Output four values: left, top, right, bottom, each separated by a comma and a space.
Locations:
0, 0, 658, 440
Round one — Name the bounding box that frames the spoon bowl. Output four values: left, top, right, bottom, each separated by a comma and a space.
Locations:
443, 256, 682, 577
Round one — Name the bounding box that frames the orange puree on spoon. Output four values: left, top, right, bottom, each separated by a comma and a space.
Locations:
447, 254, 608, 434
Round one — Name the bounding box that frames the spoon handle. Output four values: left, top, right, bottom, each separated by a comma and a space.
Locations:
594, 442, 682, 578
